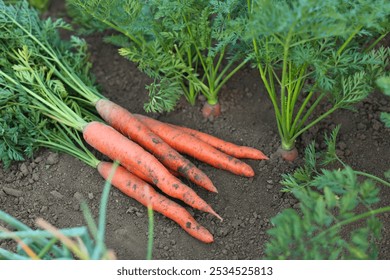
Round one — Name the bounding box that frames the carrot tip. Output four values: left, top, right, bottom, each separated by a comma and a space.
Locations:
211, 210, 223, 221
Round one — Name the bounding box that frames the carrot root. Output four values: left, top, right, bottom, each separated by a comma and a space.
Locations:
134, 114, 255, 178
82, 121, 220, 219
277, 146, 298, 162
202, 102, 221, 119
169, 123, 269, 160
97, 162, 214, 243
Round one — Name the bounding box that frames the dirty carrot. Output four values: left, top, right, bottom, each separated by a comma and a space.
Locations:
97, 162, 214, 243
134, 114, 255, 177
95, 99, 217, 193
82, 121, 221, 220
170, 123, 268, 160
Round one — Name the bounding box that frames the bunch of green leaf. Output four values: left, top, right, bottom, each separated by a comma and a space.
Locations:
243, 0, 390, 158
376, 76, 390, 127
0, 0, 101, 168
265, 127, 390, 259
4, 0, 50, 12
67, 0, 187, 112
0, 84, 48, 168
146, 0, 249, 114
0, 164, 117, 260
67, 0, 248, 114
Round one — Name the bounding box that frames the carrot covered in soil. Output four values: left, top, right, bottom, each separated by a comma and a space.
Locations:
95, 99, 217, 193
82, 121, 221, 220
169, 123, 268, 160
134, 114, 255, 177
97, 162, 214, 243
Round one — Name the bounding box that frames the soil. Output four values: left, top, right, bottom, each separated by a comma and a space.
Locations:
1, 1, 389, 260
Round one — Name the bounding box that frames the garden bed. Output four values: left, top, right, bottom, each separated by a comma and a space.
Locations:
0, 0, 389, 259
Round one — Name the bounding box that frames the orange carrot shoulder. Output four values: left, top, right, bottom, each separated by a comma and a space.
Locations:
95, 100, 217, 193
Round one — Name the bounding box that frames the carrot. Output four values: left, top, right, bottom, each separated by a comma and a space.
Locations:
97, 162, 214, 243
82, 121, 221, 220
202, 102, 221, 119
169, 123, 269, 160
134, 114, 255, 177
169, 124, 269, 160
95, 99, 217, 193
277, 146, 298, 162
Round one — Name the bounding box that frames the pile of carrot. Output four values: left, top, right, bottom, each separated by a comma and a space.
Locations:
86, 99, 268, 243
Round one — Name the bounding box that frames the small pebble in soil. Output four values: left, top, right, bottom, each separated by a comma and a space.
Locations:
126, 206, 139, 214
50, 190, 64, 199
32, 172, 40, 181
18, 197, 24, 205
73, 192, 83, 200
73, 203, 80, 211
19, 163, 29, 176
135, 212, 143, 218
88, 193, 94, 200
46, 152, 59, 165
34, 156, 43, 163
40, 206, 48, 213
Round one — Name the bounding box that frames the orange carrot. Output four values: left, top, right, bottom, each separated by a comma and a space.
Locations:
82, 121, 221, 220
202, 102, 221, 119
169, 123, 268, 160
97, 162, 214, 243
134, 115, 255, 177
95, 100, 217, 193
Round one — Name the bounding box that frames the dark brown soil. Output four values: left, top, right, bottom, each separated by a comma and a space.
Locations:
1, 1, 389, 260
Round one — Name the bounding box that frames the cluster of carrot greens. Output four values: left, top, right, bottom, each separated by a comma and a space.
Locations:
241, 0, 390, 160
67, 0, 249, 118
0, 0, 268, 243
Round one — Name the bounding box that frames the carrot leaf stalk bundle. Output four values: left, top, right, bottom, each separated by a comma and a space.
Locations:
243, 0, 390, 161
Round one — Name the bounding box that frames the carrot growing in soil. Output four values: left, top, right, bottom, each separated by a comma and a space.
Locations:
169, 123, 268, 160
134, 114, 255, 177
95, 99, 217, 193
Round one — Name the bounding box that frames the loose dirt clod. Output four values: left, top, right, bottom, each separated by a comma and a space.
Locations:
2, 187, 23, 197
46, 153, 59, 165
